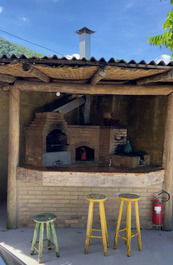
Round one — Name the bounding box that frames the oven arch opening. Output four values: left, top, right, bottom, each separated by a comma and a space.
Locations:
46, 129, 67, 152
75, 146, 94, 161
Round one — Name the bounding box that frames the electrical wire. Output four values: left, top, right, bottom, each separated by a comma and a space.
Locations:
0, 28, 65, 56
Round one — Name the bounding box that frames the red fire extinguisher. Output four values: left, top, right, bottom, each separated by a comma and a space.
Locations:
152, 190, 170, 226
81, 147, 87, 161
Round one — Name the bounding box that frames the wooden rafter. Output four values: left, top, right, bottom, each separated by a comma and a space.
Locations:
137, 69, 173, 85
90, 67, 107, 85
0, 73, 16, 83
22, 63, 50, 83
10, 80, 173, 95
53, 97, 85, 113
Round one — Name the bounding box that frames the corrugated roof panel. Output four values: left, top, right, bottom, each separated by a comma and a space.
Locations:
0, 55, 172, 70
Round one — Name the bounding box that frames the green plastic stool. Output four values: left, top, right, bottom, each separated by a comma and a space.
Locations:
30, 213, 60, 263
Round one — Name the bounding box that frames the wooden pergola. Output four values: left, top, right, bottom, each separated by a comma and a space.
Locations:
0, 56, 173, 229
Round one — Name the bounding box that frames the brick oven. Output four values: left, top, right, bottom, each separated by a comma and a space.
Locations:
25, 112, 70, 167
25, 112, 129, 167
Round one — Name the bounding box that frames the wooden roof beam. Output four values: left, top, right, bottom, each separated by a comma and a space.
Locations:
22, 63, 50, 83
137, 69, 173, 85
53, 97, 85, 113
90, 67, 107, 85
0, 73, 16, 83
11, 80, 173, 95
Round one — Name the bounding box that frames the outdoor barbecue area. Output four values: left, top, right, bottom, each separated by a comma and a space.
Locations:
1, 56, 172, 230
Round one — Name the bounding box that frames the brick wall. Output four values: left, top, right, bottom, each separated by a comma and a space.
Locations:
16, 167, 163, 229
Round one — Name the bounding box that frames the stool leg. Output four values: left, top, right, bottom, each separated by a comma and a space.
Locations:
50, 222, 60, 257
31, 223, 40, 255
99, 202, 107, 256
134, 201, 142, 251
113, 200, 124, 249
84, 201, 94, 254
46, 222, 51, 250
101, 202, 109, 248
38, 222, 44, 264
125, 201, 128, 245
126, 201, 132, 257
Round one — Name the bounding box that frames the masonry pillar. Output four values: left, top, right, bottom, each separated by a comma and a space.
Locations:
7, 87, 20, 228
163, 93, 173, 230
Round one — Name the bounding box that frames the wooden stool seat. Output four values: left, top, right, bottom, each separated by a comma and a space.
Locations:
84, 193, 109, 256
119, 193, 140, 200
113, 193, 142, 257
33, 213, 56, 223
31, 213, 60, 263
86, 193, 107, 201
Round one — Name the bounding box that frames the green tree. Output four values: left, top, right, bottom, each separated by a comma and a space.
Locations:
148, 1, 173, 56
0, 38, 42, 57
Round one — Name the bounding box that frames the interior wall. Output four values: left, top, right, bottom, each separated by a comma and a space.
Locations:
127, 96, 167, 165
90, 95, 128, 125
90, 95, 167, 166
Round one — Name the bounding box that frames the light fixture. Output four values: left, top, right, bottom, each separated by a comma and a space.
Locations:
56, 92, 61, 97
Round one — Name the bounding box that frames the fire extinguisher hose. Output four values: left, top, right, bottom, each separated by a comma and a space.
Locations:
155, 190, 170, 203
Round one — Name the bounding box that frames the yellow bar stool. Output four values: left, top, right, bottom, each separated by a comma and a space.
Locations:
84, 193, 109, 256
113, 193, 142, 257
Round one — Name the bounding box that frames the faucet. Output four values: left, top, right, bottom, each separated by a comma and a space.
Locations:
109, 158, 112, 168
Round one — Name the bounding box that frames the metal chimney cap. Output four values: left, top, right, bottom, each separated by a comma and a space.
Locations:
76, 27, 95, 35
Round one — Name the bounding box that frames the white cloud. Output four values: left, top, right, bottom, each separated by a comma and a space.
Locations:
20, 16, 29, 23
154, 54, 172, 64
0, 6, 4, 14
65, 53, 80, 59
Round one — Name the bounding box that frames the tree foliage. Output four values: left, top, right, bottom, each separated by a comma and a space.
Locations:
0, 38, 42, 57
148, 2, 173, 55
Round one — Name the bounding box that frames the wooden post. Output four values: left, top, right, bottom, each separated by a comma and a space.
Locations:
163, 93, 173, 230
7, 87, 20, 228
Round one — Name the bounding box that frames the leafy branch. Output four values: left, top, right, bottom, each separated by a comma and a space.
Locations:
148, 2, 173, 56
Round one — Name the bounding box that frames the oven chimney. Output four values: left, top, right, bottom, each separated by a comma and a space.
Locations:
76, 27, 95, 59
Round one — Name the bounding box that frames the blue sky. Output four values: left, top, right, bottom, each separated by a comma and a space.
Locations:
0, 0, 171, 62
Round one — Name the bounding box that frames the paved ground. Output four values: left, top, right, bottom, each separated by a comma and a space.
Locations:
0, 205, 173, 265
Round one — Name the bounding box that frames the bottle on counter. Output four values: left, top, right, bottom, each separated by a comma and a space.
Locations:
124, 140, 133, 154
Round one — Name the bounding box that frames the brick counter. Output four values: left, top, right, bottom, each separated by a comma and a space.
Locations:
16, 167, 164, 229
